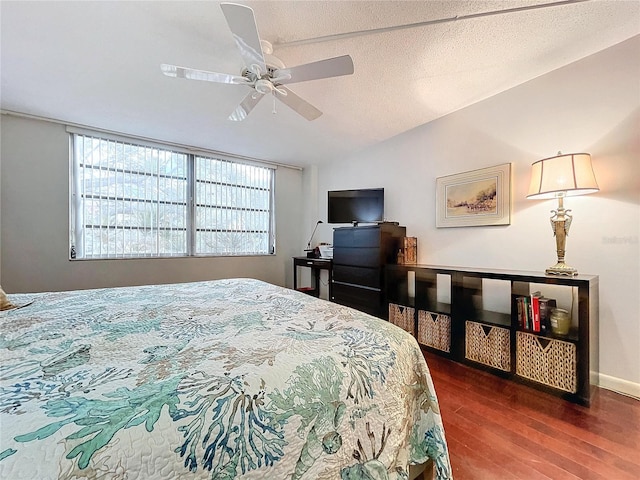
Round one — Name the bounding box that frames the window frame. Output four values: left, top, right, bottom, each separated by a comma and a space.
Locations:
69, 128, 276, 260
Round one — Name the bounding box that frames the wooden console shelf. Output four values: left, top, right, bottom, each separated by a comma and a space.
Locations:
386, 264, 599, 405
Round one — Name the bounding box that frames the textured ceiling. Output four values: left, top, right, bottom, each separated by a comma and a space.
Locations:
1, 1, 639, 167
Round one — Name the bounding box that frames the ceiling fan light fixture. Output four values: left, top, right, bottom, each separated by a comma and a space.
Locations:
254, 79, 273, 95
271, 72, 292, 84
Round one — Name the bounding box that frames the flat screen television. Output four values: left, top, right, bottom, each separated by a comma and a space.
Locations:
327, 188, 384, 224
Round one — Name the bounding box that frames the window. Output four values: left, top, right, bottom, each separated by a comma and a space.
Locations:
70, 132, 275, 259
194, 156, 273, 255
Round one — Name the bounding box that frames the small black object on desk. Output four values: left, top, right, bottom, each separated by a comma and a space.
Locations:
292, 256, 333, 299
305, 247, 320, 258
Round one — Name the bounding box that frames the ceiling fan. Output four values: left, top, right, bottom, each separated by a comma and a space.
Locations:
161, 2, 354, 121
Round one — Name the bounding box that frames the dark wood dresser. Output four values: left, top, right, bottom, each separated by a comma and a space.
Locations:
331, 223, 406, 318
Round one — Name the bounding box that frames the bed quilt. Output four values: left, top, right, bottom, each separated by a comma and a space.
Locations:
0, 278, 452, 479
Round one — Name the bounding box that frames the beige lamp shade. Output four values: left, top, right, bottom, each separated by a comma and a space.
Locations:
527, 153, 599, 199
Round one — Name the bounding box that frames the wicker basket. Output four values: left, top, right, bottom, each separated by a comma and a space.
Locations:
417, 310, 451, 352
516, 331, 577, 393
389, 303, 416, 336
465, 321, 511, 371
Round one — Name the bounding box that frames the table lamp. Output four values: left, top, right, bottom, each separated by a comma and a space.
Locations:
527, 152, 599, 276
305, 220, 323, 258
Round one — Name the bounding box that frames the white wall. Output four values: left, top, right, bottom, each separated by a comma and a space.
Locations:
0, 115, 304, 292
311, 36, 640, 394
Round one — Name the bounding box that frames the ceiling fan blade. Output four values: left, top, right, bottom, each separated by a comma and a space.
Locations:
161, 64, 247, 84
274, 87, 322, 121
228, 91, 264, 121
220, 3, 266, 74
273, 55, 354, 85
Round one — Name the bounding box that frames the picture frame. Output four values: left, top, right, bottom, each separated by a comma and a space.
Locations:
436, 163, 511, 228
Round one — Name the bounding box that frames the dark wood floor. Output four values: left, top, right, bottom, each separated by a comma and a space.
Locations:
422, 350, 640, 480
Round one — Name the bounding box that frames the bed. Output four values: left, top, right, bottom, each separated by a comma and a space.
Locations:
0, 278, 452, 479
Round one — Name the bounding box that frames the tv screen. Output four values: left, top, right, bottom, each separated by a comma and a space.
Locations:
327, 188, 384, 224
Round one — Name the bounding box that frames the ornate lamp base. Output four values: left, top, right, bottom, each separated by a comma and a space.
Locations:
546, 262, 578, 276
546, 195, 578, 277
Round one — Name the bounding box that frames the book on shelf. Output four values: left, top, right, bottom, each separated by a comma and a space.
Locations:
531, 291, 542, 333
539, 297, 557, 334
523, 296, 531, 330
517, 296, 529, 330
516, 296, 524, 329
516, 293, 557, 334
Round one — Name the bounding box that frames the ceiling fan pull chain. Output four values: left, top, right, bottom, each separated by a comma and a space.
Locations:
272, 95, 277, 115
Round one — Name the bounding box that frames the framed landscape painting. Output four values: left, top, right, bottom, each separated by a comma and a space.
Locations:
436, 163, 511, 228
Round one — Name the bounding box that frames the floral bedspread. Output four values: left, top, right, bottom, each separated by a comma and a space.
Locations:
0, 278, 451, 479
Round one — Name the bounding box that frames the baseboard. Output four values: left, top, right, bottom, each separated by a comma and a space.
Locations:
598, 373, 640, 400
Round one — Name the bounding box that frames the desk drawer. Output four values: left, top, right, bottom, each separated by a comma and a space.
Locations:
296, 258, 331, 268
333, 265, 381, 288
